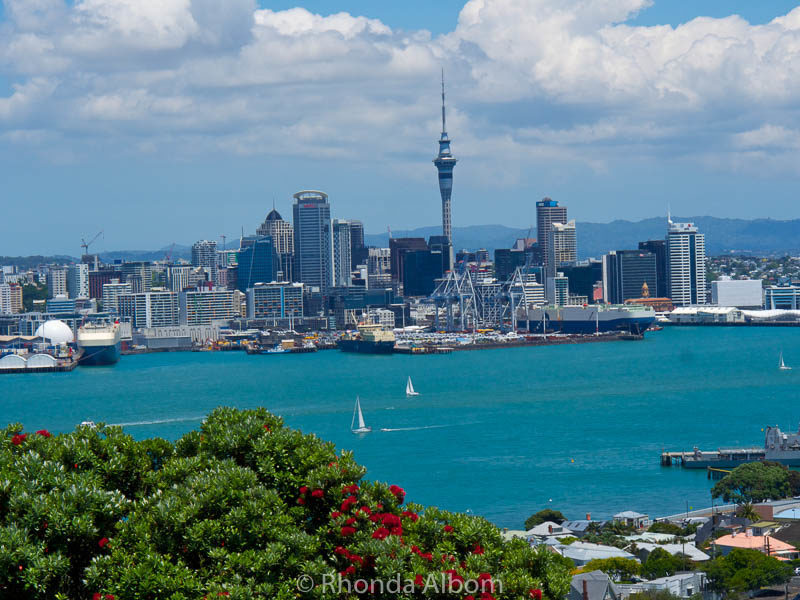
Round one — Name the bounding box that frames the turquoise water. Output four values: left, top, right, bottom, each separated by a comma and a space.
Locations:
2, 327, 800, 529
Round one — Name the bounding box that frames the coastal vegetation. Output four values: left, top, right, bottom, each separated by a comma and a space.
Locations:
705, 549, 792, 596
523, 510, 566, 530
0, 407, 573, 599
711, 462, 791, 504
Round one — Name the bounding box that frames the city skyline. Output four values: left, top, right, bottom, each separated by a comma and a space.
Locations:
3, 0, 800, 255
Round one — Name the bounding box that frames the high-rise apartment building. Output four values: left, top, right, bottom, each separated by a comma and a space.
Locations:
246, 282, 304, 321
117, 291, 179, 328
349, 220, 367, 270
121, 262, 152, 294
167, 265, 191, 292
333, 219, 353, 288
666, 219, 707, 306
191, 240, 218, 285
89, 268, 120, 300
102, 279, 132, 313
546, 220, 577, 278
293, 191, 333, 294
179, 288, 237, 325
368, 247, 391, 289
546, 273, 569, 306
257, 208, 294, 281
67, 263, 89, 299
237, 235, 276, 292
0, 283, 23, 315
46, 268, 68, 299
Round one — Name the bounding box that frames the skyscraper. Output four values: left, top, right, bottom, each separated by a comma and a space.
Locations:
602, 250, 657, 304
638, 240, 667, 298
349, 220, 367, 270
257, 208, 294, 281
67, 263, 89, 299
332, 219, 353, 287
46, 268, 68, 299
536, 198, 567, 270
292, 190, 333, 295
237, 235, 276, 292
666, 219, 707, 306
191, 240, 218, 285
546, 220, 577, 278
433, 72, 456, 270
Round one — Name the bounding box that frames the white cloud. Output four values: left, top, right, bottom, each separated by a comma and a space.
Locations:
1, 0, 800, 179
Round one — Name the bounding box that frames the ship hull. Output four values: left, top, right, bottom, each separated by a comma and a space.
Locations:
524, 306, 656, 335
79, 342, 121, 366
337, 340, 395, 354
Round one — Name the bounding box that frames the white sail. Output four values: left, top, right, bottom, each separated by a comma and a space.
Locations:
780, 352, 791, 370
406, 376, 419, 396
351, 396, 370, 433
357, 398, 366, 429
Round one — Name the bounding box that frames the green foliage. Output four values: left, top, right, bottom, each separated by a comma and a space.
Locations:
736, 502, 760, 521
0, 407, 572, 599
583, 557, 640, 582
641, 548, 686, 580
706, 548, 792, 594
524, 509, 566, 530
21, 283, 48, 312
711, 462, 791, 504
647, 522, 698, 537
628, 591, 685, 600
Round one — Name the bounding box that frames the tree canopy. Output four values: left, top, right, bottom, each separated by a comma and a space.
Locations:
0, 407, 573, 599
524, 509, 566, 531
641, 548, 685, 581
706, 548, 792, 594
711, 462, 791, 504
582, 557, 640, 582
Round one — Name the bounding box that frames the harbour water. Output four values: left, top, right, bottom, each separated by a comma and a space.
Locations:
2, 326, 799, 528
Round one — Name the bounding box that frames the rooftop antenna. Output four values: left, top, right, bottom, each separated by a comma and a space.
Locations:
387, 225, 392, 239
441, 68, 447, 134
667, 204, 673, 226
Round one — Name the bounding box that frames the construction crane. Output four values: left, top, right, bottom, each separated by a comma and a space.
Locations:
81, 231, 103, 256
164, 242, 176, 263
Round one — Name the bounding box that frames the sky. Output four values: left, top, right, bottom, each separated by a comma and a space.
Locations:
2, 0, 800, 255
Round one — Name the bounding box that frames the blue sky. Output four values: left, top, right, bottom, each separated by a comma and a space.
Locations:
2, 0, 800, 255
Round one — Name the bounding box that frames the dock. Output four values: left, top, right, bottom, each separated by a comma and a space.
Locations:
660, 447, 765, 468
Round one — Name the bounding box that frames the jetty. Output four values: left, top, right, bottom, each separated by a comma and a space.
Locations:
660, 447, 765, 468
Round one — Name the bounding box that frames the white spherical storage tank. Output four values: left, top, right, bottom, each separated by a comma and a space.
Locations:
34, 320, 74, 345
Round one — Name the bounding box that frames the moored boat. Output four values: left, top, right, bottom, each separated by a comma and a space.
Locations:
338, 323, 395, 354
77, 319, 121, 366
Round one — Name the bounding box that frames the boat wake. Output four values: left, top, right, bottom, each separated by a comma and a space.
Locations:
379, 425, 450, 432
110, 416, 205, 427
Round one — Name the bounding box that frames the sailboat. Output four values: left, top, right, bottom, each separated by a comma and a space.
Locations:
406, 376, 420, 397
779, 351, 792, 371
351, 396, 372, 434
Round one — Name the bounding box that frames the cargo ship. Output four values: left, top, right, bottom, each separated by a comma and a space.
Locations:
77, 319, 121, 366
523, 304, 656, 335
677, 425, 800, 469
338, 323, 396, 354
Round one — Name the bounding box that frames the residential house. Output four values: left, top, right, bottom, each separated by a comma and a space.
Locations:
714, 532, 797, 560
616, 572, 707, 599
613, 511, 650, 530
556, 542, 638, 566
568, 571, 620, 600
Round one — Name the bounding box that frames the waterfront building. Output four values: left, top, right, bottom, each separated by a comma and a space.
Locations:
368, 247, 391, 289
67, 263, 89, 299
389, 238, 428, 288
764, 282, 800, 310
428, 235, 453, 275
293, 191, 333, 295
46, 295, 77, 314
0, 283, 23, 314
638, 240, 667, 298
433, 72, 457, 270
333, 219, 353, 288
711, 277, 763, 308
256, 208, 294, 281
118, 291, 180, 329
546, 273, 569, 306
537, 198, 567, 269
167, 265, 191, 292
349, 220, 368, 270
180, 288, 237, 325
89, 268, 119, 300
561, 260, 603, 303
402, 250, 444, 297
46, 268, 68, 298
666, 220, 706, 306
246, 282, 304, 321
191, 240, 218, 285
121, 262, 152, 294
546, 220, 577, 278
602, 251, 657, 305
367, 308, 395, 329
102, 279, 132, 313
237, 235, 276, 293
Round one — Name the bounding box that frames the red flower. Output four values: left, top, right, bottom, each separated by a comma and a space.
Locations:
376, 503, 383, 509
477, 573, 494, 593
530, 589, 543, 600
360, 506, 371, 515
419, 552, 433, 561
98, 537, 109, 548
217, 593, 230, 597
349, 553, 364, 565
382, 514, 402, 528
414, 574, 424, 586
334, 546, 348, 556
402, 510, 419, 522
372, 527, 390, 540
443, 524, 454, 533
389, 485, 405, 503
473, 543, 485, 555
341, 483, 359, 495
263, 425, 270, 432
36, 430, 51, 438
390, 526, 403, 536
481, 594, 496, 600
330, 511, 342, 519
341, 566, 356, 576
340, 526, 356, 537
11, 434, 26, 446
311, 489, 324, 498
297, 497, 305, 505
93, 595, 102, 600
345, 517, 356, 526
299, 486, 309, 494
466, 597, 475, 600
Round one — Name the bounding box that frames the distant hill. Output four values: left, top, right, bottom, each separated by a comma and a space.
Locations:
97, 245, 192, 263
365, 217, 800, 258
0, 255, 77, 269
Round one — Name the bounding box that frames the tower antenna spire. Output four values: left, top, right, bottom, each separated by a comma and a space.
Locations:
441, 68, 446, 134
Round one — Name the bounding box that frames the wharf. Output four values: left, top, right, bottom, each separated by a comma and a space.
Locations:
660, 447, 765, 468
394, 332, 632, 354
0, 357, 80, 374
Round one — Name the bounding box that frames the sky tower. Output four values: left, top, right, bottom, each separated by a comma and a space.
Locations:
433, 70, 457, 248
